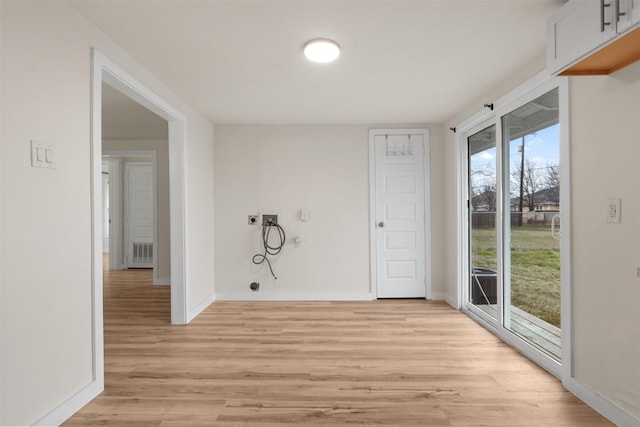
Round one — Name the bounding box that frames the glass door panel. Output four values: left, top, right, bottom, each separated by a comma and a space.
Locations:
502, 88, 561, 361
468, 124, 498, 320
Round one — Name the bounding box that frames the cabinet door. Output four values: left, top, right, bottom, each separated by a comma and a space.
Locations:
547, 0, 617, 74
616, 0, 640, 33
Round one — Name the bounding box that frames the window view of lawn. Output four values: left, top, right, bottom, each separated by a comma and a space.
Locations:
471, 225, 560, 328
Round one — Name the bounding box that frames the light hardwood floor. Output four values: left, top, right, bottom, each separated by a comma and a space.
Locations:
64, 260, 612, 426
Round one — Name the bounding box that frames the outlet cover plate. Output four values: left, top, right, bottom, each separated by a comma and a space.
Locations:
607, 198, 621, 223
262, 214, 278, 226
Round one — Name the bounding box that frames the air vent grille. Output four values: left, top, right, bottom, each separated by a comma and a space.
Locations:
132, 242, 153, 265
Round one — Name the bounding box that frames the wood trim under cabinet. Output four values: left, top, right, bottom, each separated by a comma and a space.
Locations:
560, 26, 640, 76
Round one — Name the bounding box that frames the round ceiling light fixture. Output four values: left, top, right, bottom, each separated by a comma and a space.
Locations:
303, 38, 340, 63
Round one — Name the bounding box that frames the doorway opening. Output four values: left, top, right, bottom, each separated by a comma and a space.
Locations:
91, 49, 189, 395
103, 151, 169, 280
101, 82, 169, 284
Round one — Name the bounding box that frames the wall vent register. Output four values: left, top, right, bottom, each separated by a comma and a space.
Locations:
132, 242, 153, 265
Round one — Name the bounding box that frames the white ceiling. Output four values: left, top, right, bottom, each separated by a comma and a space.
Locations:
72, 0, 565, 126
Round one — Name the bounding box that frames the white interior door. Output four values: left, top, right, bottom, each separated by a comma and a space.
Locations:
373, 132, 427, 298
125, 162, 154, 268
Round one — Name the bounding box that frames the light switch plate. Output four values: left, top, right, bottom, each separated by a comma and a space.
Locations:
31, 140, 56, 170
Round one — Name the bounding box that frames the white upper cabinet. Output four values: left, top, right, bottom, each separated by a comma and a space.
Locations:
616, 0, 640, 33
547, 0, 616, 74
547, 0, 640, 75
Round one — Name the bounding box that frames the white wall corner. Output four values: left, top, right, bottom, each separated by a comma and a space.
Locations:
186, 293, 216, 323
568, 378, 640, 427
153, 277, 171, 286
429, 292, 448, 301
33, 380, 103, 427
443, 296, 458, 310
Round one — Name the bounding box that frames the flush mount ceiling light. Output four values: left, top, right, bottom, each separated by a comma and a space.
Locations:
303, 38, 340, 63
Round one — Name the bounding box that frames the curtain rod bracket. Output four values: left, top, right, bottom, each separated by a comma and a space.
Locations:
484, 103, 494, 111
450, 127, 456, 133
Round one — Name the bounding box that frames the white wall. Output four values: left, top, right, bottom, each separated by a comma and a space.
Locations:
569, 63, 640, 421
185, 118, 216, 315
214, 125, 370, 298
428, 124, 446, 299
1, 3, 94, 423
214, 125, 445, 300
0, 3, 5, 416
0, 2, 215, 425
104, 140, 171, 284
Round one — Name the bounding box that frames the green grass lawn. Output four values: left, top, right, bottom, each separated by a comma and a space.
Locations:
471, 226, 561, 327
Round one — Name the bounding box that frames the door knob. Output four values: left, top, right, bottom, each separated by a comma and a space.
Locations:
378, 221, 385, 228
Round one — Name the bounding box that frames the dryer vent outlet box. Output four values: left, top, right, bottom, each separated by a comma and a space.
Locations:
262, 214, 278, 226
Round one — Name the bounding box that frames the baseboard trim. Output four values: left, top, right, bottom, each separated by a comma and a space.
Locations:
153, 277, 171, 286
215, 292, 375, 301
443, 296, 458, 309
187, 293, 216, 323
33, 379, 103, 427
568, 377, 640, 427
429, 292, 447, 301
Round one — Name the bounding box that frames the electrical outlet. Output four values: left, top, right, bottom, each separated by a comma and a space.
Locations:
248, 215, 258, 225
607, 198, 621, 223
262, 214, 278, 226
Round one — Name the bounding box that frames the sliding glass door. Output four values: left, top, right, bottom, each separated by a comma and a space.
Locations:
466, 86, 562, 364
503, 88, 561, 361
468, 124, 498, 321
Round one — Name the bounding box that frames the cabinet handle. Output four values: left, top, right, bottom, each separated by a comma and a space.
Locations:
602, 0, 612, 31
617, 0, 627, 19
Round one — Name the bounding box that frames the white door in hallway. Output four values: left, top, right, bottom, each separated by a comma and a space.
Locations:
125, 162, 154, 268
373, 131, 428, 298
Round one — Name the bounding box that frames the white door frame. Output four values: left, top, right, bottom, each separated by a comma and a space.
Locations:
105, 156, 123, 271
369, 128, 432, 299
90, 49, 189, 396
101, 160, 110, 253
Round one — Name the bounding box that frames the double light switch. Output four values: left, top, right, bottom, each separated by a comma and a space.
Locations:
31, 140, 56, 170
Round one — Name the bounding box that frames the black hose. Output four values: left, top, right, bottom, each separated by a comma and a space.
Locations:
252, 222, 286, 279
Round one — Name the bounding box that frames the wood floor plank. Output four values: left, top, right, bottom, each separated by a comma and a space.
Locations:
63, 261, 613, 426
